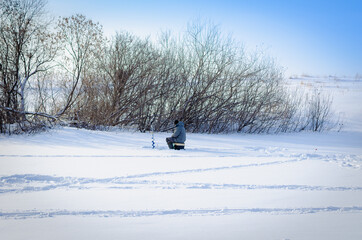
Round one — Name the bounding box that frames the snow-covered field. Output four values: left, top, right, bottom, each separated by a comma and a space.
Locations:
1, 77, 362, 240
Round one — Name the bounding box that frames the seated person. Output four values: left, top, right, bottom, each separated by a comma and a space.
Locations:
166, 120, 186, 149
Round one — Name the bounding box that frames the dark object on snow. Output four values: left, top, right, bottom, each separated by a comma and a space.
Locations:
166, 138, 185, 150
166, 120, 186, 149
173, 142, 185, 150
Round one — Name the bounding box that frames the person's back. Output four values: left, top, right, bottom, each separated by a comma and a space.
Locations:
166, 120, 186, 149
172, 121, 186, 143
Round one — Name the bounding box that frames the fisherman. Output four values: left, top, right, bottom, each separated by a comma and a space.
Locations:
166, 120, 186, 149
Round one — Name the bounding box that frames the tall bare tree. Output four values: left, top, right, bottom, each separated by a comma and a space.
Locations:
55, 14, 103, 119
0, 0, 57, 132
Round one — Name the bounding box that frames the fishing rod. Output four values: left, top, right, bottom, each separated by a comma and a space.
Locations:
160, 126, 176, 132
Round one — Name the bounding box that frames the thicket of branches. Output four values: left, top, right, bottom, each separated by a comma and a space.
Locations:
0, 0, 338, 134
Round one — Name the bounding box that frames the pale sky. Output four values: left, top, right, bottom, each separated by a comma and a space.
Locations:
47, 0, 362, 77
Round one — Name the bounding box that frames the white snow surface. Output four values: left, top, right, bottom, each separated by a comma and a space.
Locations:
1, 77, 362, 240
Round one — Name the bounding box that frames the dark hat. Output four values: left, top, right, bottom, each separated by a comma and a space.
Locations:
174, 120, 179, 125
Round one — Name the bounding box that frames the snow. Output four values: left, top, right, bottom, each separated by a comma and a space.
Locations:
1, 77, 362, 239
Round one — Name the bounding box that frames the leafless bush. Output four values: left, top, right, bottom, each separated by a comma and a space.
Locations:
51, 20, 338, 134
0, 2, 339, 134
274, 86, 338, 133
300, 89, 336, 132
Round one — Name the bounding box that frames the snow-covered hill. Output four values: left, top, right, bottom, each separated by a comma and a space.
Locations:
1, 77, 362, 239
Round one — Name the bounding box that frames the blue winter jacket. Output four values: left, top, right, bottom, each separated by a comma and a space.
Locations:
172, 121, 186, 143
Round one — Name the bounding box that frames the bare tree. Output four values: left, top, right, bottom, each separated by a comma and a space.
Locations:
0, 0, 57, 133
55, 14, 103, 120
